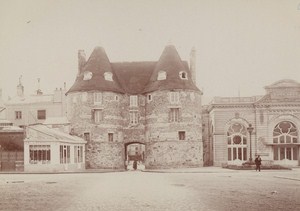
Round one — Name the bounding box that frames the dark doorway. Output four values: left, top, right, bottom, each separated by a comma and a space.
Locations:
124, 142, 145, 171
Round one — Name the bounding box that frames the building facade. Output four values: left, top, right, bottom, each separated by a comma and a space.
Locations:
24, 124, 86, 172
67, 45, 203, 169
5, 79, 67, 128
204, 79, 300, 167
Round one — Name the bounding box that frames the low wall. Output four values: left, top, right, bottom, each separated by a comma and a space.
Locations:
145, 141, 203, 169
85, 142, 125, 169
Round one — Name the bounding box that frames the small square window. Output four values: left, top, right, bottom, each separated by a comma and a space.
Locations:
83, 132, 90, 142
179, 131, 185, 140
147, 94, 152, 102
15, 111, 22, 120
37, 110, 46, 120
108, 133, 113, 142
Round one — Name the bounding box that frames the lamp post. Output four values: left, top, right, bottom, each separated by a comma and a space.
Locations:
247, 124, 254, 162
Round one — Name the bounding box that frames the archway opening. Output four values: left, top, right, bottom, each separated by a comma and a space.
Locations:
124, 142, 145, 171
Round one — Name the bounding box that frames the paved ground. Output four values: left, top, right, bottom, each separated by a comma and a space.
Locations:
0, 167, 299, 211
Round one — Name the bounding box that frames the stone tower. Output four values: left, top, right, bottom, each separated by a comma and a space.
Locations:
66, 45, 203, 169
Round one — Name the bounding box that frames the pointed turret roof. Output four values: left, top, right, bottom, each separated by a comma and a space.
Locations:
67, 47, 124, 94
143, 45, 199, 93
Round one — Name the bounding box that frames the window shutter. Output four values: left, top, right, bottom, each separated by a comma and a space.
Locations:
91, 109, 94, 122
178, 108, 182, 122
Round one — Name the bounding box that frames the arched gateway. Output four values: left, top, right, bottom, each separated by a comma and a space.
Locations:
66, 45, 203, 170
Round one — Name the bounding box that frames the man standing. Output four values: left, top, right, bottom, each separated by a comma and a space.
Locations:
255, 155, 262, 171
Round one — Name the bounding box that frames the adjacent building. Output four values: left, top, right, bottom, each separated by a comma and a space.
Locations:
5, 79, 67, 128
204, 79, 300, 167
24, 124, 86, 172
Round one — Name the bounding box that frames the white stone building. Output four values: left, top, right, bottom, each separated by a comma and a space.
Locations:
5, 79, 67, 128
203, 79, 300, 167
24, 124, 86, 172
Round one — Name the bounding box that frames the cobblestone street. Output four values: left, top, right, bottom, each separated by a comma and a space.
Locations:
0, 168, 299, 211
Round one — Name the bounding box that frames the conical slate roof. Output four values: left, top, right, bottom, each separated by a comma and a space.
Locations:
143, 45, 199, 93
67, 47, 124, 94
67, 45, 200, 95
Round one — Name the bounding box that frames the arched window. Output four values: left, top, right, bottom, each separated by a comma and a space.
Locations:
104, 72, 113, 81
227, 123, 248, 161
83, 71, 93, 80
179, 71, 188, 80
273, 121, 298, 161
157, 71, 166, 80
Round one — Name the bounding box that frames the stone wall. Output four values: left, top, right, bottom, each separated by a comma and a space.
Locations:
68, 89, 203, 169
145, 141, 203, 169
85, 142, 125, 169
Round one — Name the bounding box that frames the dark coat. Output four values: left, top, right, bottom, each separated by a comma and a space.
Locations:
255, 157, 262, 165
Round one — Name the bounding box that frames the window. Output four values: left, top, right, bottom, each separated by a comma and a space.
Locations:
130, 111, 139, 125
83, 71, 93, 80
37, 110, 46, 120
15, 111, 22, 120
130, 95, 138, 107
115, 95, 119, 101
170, 108, 179, 122
169, 92, 179, 104
179, 71, 188, 80
29, 145, 51, 164
94, 92, 102, 105
227, 123, 247, 161
73, 96, 77, 103
157, 71, 166, 80
179, 131, 185, 140
93, 109, 103, 123
108, 133, 113, 142
147, 94, 152, 102
273, 121, 298, 161
74, 146, 83, 163
60, 145, 70, 164
83, 132, 90, 142
81, 92, 87, 102
104, 72, 113, 81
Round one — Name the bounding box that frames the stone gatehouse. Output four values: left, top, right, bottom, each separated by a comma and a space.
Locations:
66, 45, 203, 169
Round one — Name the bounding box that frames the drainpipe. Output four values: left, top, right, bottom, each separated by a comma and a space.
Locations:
254, 104, 257, 156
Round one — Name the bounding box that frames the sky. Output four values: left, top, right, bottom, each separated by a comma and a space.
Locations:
0, 0, 300, 104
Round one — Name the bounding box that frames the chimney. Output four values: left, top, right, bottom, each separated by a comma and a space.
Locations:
189, 47, 197, 85
36, 78, 43, 95
17, 75, 24, 97
78, 50, 86, 75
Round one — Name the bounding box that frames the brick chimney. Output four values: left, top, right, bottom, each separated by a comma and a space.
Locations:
17, 75, 24, 97
78, 50, 86, 75
189, 47, 197, 86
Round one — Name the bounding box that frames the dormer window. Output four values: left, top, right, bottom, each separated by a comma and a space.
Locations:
157, 71, 166, 80
83, 71, 93, 80
179, 71, 188, 80
104, 72, 113, 81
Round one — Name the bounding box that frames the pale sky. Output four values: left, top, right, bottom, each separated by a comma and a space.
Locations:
0, 0, 300, 104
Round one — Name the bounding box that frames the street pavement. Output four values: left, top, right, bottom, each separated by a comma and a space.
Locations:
0, 167, 299, 211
